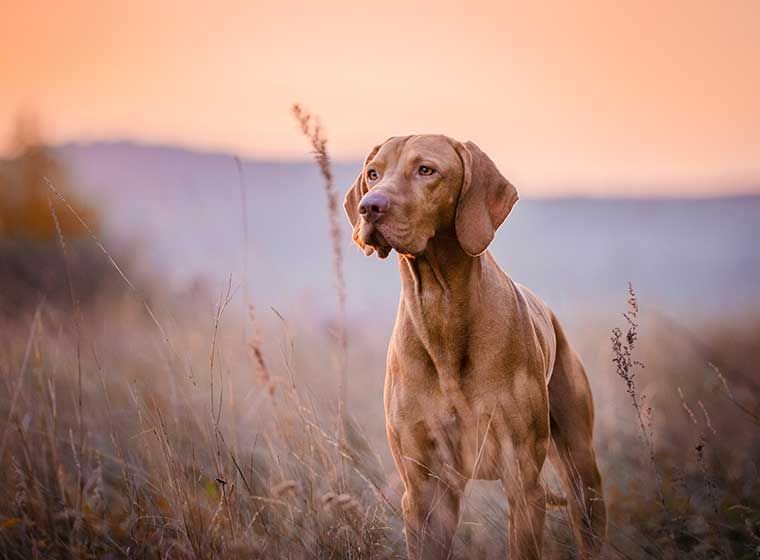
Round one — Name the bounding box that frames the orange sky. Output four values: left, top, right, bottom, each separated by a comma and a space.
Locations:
1, 0, 758, 195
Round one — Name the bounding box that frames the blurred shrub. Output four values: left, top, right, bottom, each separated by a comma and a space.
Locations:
0, 114, 99, 240
0, 114, 135, 315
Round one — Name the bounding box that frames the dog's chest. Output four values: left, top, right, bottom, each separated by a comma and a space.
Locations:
386, 386, 523, 482
388, 317, 549, 481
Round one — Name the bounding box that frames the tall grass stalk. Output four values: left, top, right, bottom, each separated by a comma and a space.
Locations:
709, 362, 760, 427
47, 190, 86, 536
291, 104, 349, 482
234, 156, 251, 344
233, 157, 273, 395
44, 177, 173, 353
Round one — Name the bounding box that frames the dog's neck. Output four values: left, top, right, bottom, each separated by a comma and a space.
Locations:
397, 233, 483, 303
396, 233, 486, 392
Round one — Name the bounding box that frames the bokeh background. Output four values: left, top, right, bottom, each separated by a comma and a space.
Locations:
1, 2, 758, 558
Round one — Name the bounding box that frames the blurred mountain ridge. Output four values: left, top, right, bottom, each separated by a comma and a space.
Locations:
42, 140, 760, 324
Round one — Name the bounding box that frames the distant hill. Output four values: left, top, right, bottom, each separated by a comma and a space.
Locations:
53, 141, 760, 326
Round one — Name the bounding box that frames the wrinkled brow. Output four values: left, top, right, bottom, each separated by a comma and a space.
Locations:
405, 152, 446, 167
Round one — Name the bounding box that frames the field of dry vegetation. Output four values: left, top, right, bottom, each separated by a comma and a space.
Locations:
1, 118, 759, 559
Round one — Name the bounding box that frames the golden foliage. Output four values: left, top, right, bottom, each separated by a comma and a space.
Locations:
0, 114, 99, 240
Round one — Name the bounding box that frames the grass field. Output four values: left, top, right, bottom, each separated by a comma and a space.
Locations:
0, 264, 758, 558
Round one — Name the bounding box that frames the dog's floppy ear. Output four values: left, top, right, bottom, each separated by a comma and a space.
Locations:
454, 141, 518, 256
344, 143, 382, 255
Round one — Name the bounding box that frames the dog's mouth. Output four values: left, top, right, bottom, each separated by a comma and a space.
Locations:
357, 222, 393, 259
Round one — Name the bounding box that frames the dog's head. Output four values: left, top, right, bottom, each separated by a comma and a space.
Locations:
343, 135, 518, 258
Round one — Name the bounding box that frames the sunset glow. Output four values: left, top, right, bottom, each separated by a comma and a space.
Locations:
2, 0, 758, 195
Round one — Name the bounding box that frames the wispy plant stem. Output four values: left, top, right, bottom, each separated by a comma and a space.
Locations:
611, 283, 669, 517
233, 157, 274, 395
291, 104, 349, 480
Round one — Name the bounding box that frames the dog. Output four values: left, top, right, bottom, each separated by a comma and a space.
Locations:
343, 135, 606, 559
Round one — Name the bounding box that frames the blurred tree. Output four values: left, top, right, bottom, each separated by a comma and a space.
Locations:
0, 112, 99, 240
0, 113, 113, 315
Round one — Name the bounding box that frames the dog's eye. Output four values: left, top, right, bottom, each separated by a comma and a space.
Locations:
366, 169, 378, 182
418, 165, 435, 176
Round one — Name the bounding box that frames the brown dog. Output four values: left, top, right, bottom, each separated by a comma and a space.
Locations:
344, 135, 606, 559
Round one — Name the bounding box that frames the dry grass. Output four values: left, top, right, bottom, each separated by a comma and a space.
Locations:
1, 276, 758, 558
0, 304, 400, 559
600, 292, 760, 559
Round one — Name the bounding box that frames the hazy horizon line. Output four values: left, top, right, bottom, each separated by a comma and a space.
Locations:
6, 136, 760, 200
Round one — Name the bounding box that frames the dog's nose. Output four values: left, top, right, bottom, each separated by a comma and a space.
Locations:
359, 192, 390, 223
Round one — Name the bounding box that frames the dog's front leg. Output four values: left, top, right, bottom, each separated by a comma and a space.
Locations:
501, 429, 550, 560
387, 420, 463, 559
401, 477, 461, 560
504, 471, 546, 560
